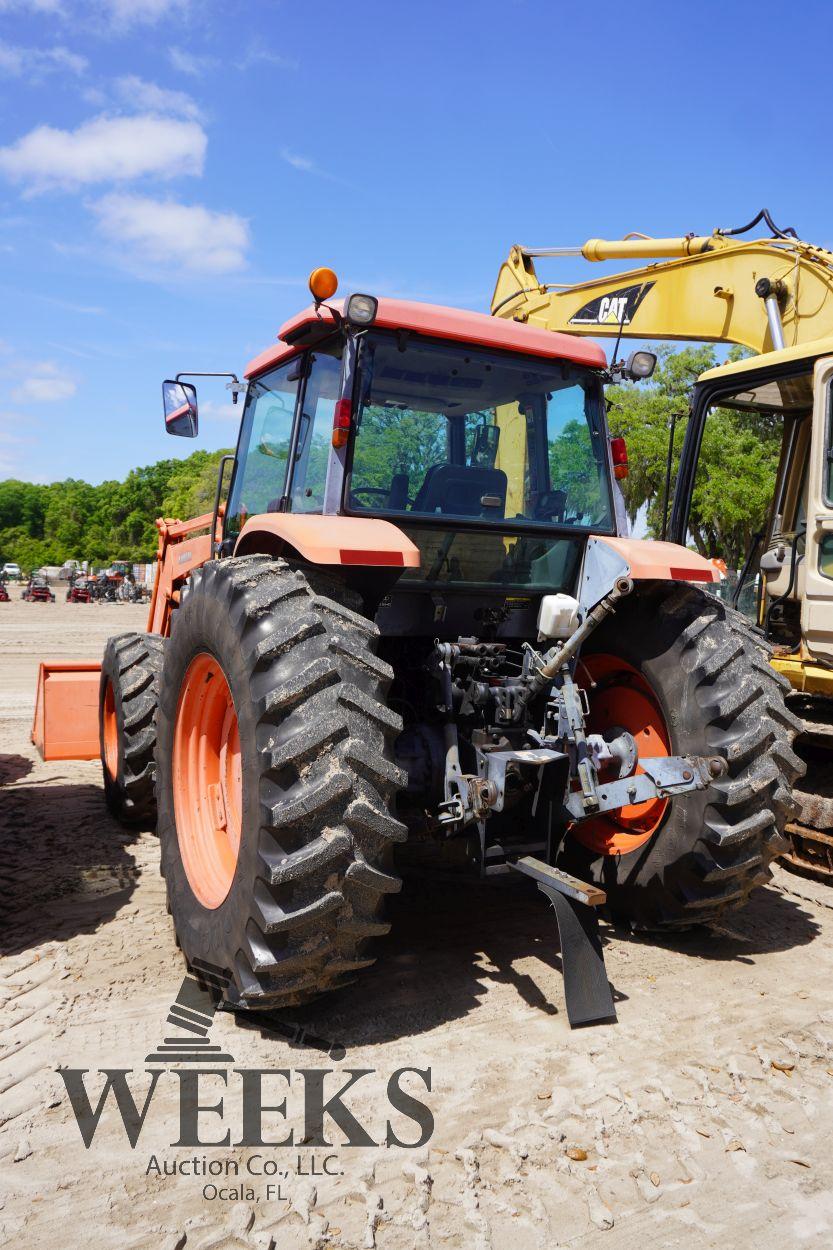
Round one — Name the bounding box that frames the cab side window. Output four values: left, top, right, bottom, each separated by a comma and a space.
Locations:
225, 359, 300, 537
290, 347, 343, 513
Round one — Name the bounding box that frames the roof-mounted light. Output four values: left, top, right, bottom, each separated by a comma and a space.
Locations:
345, 293, 378, 326
624, 349, 657, 380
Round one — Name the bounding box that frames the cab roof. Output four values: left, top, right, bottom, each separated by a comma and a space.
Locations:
698, 335, 833, 384
244, 297, 607, 379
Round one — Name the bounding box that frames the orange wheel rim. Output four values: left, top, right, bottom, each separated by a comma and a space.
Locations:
173, 653, 242, 909
573, 654, 671, 856
102, 679, 118, 781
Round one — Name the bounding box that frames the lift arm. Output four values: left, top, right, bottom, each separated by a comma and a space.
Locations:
492, 228, 833, 355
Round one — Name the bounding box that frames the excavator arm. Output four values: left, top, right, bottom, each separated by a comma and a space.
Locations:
492, 229, 833, 355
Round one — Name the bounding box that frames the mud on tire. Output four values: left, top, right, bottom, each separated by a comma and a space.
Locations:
155, 555, 406, 1010
100, 632, 165, 825
555, 583, 805, 930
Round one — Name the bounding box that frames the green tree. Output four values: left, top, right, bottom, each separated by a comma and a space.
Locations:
605, 345, 779, 568
162, 449, 234, 520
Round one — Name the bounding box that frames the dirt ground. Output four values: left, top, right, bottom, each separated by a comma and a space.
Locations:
2, 596, 833, 1249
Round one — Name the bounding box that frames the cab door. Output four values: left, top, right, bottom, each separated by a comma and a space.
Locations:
801, 355, 833, 661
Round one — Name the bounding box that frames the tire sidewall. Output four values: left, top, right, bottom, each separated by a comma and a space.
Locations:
99, 642, 129, 809
157, 568, 273, 976
557, 586, 721, 917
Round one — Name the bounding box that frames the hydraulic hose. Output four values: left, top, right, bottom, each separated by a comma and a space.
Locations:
515, 576, 634, 719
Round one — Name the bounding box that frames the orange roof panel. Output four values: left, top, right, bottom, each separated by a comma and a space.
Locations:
245, 297, 606, 379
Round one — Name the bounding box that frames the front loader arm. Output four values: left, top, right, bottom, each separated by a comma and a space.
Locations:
146, 511, 220, 637
492, 233, 833, 355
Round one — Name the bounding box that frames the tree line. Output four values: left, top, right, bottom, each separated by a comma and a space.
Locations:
0, 448, 231, 571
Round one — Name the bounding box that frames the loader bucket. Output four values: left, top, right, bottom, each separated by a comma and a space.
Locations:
31, 661, 101, 761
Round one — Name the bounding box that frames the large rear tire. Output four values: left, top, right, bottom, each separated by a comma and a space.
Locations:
99, 632, 165, 825
155, 556, 406, 1010
555, 583, 804, 929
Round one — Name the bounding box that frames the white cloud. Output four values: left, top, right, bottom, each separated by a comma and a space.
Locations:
11, 361, 77, 403
114, 74, 203, 120
0, 40, 87, 79
92, 193, 249, 274
235, 46, 298, 71
40, 294, 106, 315
281, 147, 316, 174
168, 47, 216, 77
0, 113, 206, 193
0, 0, 189, 32
0, 416, 27, 476
279, 147, 344, 185
0, 1, 65, 13
97, 0, 188, 28
200, 399, 239, 421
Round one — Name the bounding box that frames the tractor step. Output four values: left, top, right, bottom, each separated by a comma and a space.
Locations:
510, 855, 616, 1028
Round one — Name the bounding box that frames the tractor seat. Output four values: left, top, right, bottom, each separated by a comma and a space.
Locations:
412, 464, 508, 518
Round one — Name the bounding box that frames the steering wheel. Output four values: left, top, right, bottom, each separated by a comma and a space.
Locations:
350, 487, 392, 508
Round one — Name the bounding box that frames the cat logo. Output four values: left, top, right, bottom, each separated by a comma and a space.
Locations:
568, 281, 654, 328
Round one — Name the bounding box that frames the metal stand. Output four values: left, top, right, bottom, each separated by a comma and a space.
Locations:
510, 856, 617, 1028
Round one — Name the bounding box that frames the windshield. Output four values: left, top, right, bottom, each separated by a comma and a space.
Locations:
347, 333, 613, 531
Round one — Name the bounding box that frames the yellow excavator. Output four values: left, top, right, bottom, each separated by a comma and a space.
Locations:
492, 210, 833, 880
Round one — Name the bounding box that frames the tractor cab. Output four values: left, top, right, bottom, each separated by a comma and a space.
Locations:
167, 272, 662, 640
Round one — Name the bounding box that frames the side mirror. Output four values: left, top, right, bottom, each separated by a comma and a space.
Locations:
163, 379, 198, 437
471, 422, 500, 467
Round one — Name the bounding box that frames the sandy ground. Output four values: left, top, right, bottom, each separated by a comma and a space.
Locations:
2, 595, 833, 1249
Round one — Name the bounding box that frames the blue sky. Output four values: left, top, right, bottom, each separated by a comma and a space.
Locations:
0, 0, 830, 484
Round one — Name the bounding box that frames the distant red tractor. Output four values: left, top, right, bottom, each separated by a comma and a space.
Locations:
22, 576, 55, 603
66, 577, 94, 603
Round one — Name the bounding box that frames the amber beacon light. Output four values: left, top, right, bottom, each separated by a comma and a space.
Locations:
309, 266, 339, 303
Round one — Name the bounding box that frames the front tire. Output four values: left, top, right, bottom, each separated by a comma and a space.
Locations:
556, 583, 804, 929
155, 556, 406, 1010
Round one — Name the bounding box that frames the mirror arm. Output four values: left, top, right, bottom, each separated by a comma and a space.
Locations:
175, 371, 240, 382
175, 370, 243, 400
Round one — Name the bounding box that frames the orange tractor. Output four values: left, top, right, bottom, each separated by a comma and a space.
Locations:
32, 271, 802, 1012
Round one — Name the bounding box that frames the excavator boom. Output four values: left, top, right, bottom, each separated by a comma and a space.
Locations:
492, 230, 833, 355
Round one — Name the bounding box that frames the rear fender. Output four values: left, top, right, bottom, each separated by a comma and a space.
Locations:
581, 535, 719, 611
234, 513, 421, 569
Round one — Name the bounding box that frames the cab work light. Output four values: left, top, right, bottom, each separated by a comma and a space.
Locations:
610, 436, 629, 480
346, 293, 378, 325
624, 349, 657, 380
332, 397, 352, 448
